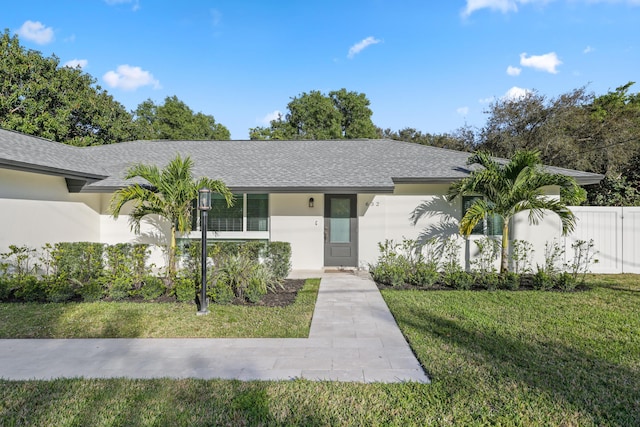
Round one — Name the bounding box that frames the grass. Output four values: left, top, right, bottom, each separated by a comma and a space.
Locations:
0, 279, 320, 338
1, 274, 639, 426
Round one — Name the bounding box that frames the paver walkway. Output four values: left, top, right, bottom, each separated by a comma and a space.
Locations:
0, 273, 429, 383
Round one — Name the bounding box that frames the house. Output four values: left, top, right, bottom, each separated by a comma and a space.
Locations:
0, 128, 603, 272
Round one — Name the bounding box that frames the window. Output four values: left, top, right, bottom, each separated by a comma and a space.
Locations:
462, 196, 503, 236
247, 194, 268, 231
192, 193, 269, 233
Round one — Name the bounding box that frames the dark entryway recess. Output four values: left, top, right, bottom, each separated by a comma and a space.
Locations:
324, 194, 358, 267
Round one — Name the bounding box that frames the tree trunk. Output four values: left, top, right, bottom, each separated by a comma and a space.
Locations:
501, 220, 509, 273
169, 225, 177, 278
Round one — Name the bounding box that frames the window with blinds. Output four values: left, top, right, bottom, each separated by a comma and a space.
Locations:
192, 194, 269, 232
462, 195, 503, 236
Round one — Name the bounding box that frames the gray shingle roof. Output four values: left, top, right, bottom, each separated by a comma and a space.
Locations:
0, 128, 106, 179
0, 128, 604, 192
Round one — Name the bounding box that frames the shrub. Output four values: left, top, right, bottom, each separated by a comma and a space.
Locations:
13, 275, 45, 302
555, 271, 578, 292
566, 239, 598, 285
53, 242, 105, 284
174, 276, 196, 303
0, 245, 38, 277
510, 240, 534, 274
106, 276, 133, 301
43, 275, 77, 303
0, 276, 11, 301
79, 280, 105, 302
532, 269, 554, 291
499, 272, 520, 290
444, 270, 474, 290
208, 278, 234, 304
408, 262, 439, 287
139, 276, 166, 300
368, 240, 410, 287
266, 242, 292, 280
476, 272, 500, 291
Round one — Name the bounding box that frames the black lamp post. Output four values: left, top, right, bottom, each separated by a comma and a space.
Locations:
197, 188, 211, 315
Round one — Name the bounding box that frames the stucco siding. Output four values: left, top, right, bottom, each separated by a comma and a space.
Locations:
0, 169, 101, 253
270, 193, 324, 270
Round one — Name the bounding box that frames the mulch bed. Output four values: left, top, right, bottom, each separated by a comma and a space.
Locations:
232, 279, 306, 307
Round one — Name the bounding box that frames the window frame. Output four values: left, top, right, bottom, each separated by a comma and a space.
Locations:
190, 193, 269, 238
461, 195, 503, 236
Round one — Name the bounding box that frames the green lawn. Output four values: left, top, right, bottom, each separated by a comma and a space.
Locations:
0, 279, 320, 338
1, 275, 638, 426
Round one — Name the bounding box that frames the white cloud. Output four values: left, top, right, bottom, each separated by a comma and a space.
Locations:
463, 0, 640, 17
104, 0, 140, 11
583, 45, 594, 54
503, 86, 532, 100
16, 20, 54, 45
462, 0, 521, 17
211, 9, 222, 26
348, 36, 381, 59
457, 106, 470, 116
259, 110, 283, 125
506, 65, 522, 76
479, 96, 495, 104
519, 52, 562, 73
63, 59, 88, 69
103, 65, 160, 91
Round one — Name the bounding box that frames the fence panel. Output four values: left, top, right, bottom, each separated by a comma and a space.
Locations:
566, 207, 640, 274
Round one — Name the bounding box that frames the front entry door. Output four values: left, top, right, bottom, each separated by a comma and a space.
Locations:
324, 194, 358, 267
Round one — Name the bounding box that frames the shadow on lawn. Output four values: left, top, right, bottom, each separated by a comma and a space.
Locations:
399, 306, 640, 426
1, 379, 330, 426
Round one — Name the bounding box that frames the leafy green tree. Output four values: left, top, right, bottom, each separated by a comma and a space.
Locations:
249, 89, 377, 140
109, 155, 233, 277
445, 150, 583, 273
0, 30, 135, 146
380, 126, 476, 152
132, 95, 230, 140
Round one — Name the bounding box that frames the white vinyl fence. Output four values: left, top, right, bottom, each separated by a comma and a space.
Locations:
565, 207, 640, 274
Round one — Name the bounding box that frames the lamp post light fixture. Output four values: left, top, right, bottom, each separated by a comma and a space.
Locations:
197, 188, 211, 315
308, 197, 314, 208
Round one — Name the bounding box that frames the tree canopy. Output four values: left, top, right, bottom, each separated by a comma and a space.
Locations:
471, 84, 640, 205
1, 30, 230, 145
0, 30, 135, 146
249, 89, 378, 140
132, 96, 230, 141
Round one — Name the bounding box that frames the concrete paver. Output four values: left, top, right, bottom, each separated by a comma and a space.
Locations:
0, 272, 429, 383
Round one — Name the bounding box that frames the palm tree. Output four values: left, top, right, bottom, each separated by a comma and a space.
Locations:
110, 154, 233, 277
445, 150, 583, 273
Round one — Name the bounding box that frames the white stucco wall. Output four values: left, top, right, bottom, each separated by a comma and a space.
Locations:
270, 193, 324, 271
0, 169, 101, 254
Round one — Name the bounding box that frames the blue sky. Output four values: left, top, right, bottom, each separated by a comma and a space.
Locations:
4, 0, 639, 139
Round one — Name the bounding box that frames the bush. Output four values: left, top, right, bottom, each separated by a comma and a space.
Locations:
106, 276, 133, 301
444, 270, 474, 290
79, 280, 105, 302
174, 276, 196, 303
499, 272, 520, 290
369, 261, 408, 287
532, 269, 554, 291
476, 272, 500, 291
53, 242, 105, 284
208, 279, 234, 304
555, 271, 578, 292
266, 242, 292, 280
43, 275, 77, 303
139, 276, 166, 300
13, 275, 45, 302
0, 276, 12, 301
245, 264, 273, 303
408, 262, 439, 287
